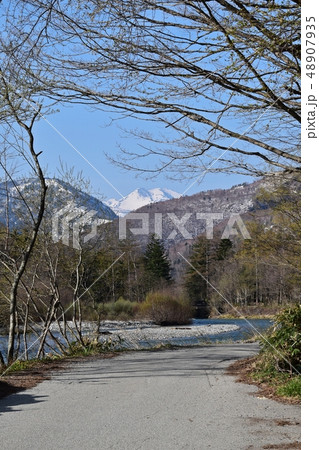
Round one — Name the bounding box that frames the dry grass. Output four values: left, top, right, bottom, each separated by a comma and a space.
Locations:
226, 356, 301, 405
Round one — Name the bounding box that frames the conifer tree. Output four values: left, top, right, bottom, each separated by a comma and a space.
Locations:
184, 235, 214, 318
216, 239, 233, 261
144, 234, 171, 289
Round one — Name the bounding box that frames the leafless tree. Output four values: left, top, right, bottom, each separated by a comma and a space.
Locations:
0, 72, 47, 363
1, 0, 300, 179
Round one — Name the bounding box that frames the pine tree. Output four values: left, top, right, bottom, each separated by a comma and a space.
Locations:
216, 239, 233, 261
185, 236, 213, 317
144, 234, 171, 289
184, 236, 234, 316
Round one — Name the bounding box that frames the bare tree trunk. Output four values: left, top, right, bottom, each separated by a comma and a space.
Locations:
4, 94, 47, 362
23, 301, 30, 361
111, 265, 115, 302
4, 161, 10, 252
255, 250, 259, 305
71, 249, 85, 346
0, 349, 5, 367
14, 310, 20, 361
36, 295, 59, 359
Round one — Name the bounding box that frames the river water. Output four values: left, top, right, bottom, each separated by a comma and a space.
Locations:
191, 318, 273, 342
0, 318, 273, 362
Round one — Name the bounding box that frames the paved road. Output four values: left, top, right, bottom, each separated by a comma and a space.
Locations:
0, 344, 300, 450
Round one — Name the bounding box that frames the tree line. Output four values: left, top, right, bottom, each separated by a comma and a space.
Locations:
185, 182, 300, 314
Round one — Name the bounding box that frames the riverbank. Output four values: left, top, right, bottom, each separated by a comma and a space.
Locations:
96, 321, 240, 348
209, 304, 282, 319
1, 318, 273, 363
210, 314, 275, 320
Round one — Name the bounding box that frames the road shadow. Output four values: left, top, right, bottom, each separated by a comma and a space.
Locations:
0, 380, 24, 400
0, 383, 47, 415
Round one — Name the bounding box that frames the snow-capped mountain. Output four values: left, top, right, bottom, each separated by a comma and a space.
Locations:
0, 178, 117, 228
105, 187, 181, 216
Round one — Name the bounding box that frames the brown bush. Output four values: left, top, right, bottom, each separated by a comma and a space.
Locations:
140, 291, 193, 326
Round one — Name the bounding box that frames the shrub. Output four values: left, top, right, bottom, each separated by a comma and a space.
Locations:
140, 291, 193, 325
112, 297, 134, 315
80, 304, 99, 321
98, 298, 139, 321
260, 304, 301, 374
66, 337, 112, 356
276, 376, 301, 398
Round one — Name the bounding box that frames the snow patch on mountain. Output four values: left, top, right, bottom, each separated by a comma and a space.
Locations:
105, 188, 181, 216
0, 178, 117, 228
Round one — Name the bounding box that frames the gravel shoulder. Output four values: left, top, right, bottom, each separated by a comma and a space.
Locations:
0, 343, 300, 450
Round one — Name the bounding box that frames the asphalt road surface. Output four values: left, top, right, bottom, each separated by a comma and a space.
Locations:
0, 343, 300, 450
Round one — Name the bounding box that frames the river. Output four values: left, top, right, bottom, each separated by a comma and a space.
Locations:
0, 318, 273, 363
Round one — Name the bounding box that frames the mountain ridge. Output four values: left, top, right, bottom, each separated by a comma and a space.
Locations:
0, 178, 117, 228
105, 187, 181, 216
122, 175, 300, 246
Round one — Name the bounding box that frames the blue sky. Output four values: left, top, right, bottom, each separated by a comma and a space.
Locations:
33, 104, 256, 201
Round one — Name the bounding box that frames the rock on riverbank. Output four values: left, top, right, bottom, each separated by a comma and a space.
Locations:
49, 320, 240, 348
98, 322, 240, 348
